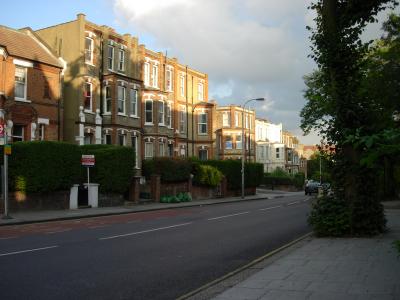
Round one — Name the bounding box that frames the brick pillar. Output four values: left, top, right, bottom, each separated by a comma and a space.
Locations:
129, 176, 141, 203
221, 176, 228, 198
150, 175, 161, 203
188, 175, 193, 195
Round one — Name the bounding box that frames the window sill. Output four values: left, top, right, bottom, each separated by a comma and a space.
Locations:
130, 115, 139, 119
84, 109, 95, 114
144, 123, 154, 126
198, 133, 208, 136
15, 98, 31, 103
103, 112, 111, 116
117, 113, 128, 117
85, 62, 95, 67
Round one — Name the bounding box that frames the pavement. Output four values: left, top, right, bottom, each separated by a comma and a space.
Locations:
0, 189, 302, 226
1, 190, 399, 300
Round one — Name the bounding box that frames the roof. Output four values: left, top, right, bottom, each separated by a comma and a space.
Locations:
0, 26, 62, 68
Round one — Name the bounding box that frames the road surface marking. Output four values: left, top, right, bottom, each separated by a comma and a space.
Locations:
0, 236, 18, 240
259, 206, 282, 211
287, 201, 300, 206
207, 212, 250, 221
45, 229, 72, 234
0, 245, 59, 257
99, 222, 193, 240
88, 225, 107, 229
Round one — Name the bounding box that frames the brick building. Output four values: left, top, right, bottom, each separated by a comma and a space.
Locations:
0, 26, 63, 142
215, 105, 255, 161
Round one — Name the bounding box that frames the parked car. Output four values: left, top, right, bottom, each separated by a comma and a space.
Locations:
305, 180, 321, 195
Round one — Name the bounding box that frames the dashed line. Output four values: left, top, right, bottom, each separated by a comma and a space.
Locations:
0, 245, 59, 257
99, 222, 193, 240
287, 201, 300, 206
88, 225, 107, 229
259, 205, 282, 211
45, 229, 72, 234
0, 236, 18, 240
207, 212, 250, 221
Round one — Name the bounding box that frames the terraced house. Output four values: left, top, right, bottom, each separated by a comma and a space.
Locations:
35, 13, 214, 172
0, 26, 63, 142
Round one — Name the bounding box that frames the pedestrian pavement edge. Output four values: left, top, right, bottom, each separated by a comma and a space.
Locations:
176, 231, 313, 300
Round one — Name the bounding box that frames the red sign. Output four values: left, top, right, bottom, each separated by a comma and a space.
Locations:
81, 154, 95, 167
0, 122, 4, 138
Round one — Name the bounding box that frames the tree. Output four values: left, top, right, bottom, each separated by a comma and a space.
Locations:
302, 0, 398, 236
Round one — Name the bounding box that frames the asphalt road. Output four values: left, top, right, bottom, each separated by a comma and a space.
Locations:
0, 195, 311, 300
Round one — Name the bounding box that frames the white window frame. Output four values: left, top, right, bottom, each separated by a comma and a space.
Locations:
145, 142, 154, 159
152, 65, 158, 88
222, 112, 230, 127
158, 100, 165, 125
225, 135, 233, 150
85, 37, 94, 65
108, 46, 114, 70
118, 49, 125, 72
131, 135, 139, 168
235, 112, 240, 127
144, 63, 150, 86
84, 81, 93, 112
130, 89, 138, 117
145, 100, 153, 124
199, 149, 208, 161
103, 133, 112, 145
117, 85, 126, 115
236, 134, 242, 150
12, 125, 25, 142
39, 124, 45, 141
14, 66, 27, 101
118, 133, 126, 146
276, 148, 280, 159
159, 142, 165, 157
198, 82, 204, 101
165, 102, 172, 127
104, 85, 112, 114
180, 75, 185, 97
179, 106, 186, 133
166, 69, 173, 91
198, 112, 207, 135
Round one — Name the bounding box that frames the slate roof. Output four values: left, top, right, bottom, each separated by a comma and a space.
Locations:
0, 26, 62, 68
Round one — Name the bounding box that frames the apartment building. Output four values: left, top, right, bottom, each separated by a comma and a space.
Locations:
215, 105, 255, 161
0, 26, 63, 142
282, 130, 300, 174
35, 13, 214, 168
255, 119, 285, 172
139, 46, 215, 161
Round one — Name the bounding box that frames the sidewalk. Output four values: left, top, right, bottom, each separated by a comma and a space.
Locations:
0, 190, 303, 226
207, 208, 400, 300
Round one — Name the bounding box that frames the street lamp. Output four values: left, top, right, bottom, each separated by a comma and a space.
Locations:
242, 98, 265, 199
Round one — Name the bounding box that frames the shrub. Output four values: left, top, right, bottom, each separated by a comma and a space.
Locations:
308, 196, 351, 237
270, 167, 290, 177
193, 165, 223, 187
81, 145, 135, 193
160, 192, 191, 203
9, 141, 81, 192
142, 158, 192, 182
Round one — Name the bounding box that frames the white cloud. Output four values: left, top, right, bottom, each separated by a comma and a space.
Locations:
112, 0, 394, 145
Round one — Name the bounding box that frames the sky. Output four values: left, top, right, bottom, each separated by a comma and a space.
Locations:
1, 0, 398, 145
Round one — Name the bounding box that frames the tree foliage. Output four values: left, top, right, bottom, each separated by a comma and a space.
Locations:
302, 0, 399, 236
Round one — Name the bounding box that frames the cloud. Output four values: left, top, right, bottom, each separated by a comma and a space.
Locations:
112, 0, 395, 145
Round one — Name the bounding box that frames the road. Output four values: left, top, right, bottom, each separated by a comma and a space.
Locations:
0, 194, 311, 300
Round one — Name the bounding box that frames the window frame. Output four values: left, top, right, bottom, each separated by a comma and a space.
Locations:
84, 81, 93, 112
166, 69, 173, 91
108, 46, 114, 70
179, 106, 186, 133
14, 66, 27, 101
145, 100, 153, 124
104, 85, 112, 114
158, 100, 165, 126
117, 85, 126, 115
152, 65, 158, 88
198, 112, 207, 135
225, 135, 233, 150
222, 112, 230, 127
236, 134, 242, 150
180, 75, 185, 97
12, 125, 25, 142
198, 82, 204, 101
130, 88, 138, 117
144, 62, 150, 86
85, 37, 94, 65
118, 49, 125, 72
144, 142, 154, 159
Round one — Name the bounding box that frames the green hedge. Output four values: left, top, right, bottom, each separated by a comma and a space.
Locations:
142, 157, 192, 182
80, 145, 136, 193
8, 142, 135, 194
192, 164, 223, 187
196, 159, 263, 190
263, 172, 305, 189
9, 141, 81, 193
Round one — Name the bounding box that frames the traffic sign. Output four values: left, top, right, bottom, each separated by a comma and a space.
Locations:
81, 154, 95, 167
0, 123, 4, 138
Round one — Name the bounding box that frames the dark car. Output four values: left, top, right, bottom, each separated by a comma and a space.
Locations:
305, 181, 320, 195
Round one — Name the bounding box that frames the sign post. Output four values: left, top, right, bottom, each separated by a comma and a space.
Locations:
81, 154, 95, 187
1, 116, 11, 219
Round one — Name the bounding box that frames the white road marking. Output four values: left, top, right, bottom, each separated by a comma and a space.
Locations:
45, 229, 72, 234
0, 236, 18, 240
207, 212, 250, 221
99, 222, 193, 240
0, 245, 59, 257
287, 201, 300, 206
259, 206, 282, 211
88, 225, 107, 229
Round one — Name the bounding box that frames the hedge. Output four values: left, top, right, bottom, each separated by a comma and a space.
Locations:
142, 157, 192, 182
8, 142, 136, 194
196, 159, 263, 190
9, 141, 81, 193
80, 145, 136, 193
192, 164, 223, 187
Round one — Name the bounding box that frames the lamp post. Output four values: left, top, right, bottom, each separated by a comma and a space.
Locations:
242, 98, 265, 199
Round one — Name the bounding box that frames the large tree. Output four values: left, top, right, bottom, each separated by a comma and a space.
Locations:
302, 0, 398, 235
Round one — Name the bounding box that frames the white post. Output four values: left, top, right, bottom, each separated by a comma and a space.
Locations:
87, 167, 90, 187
